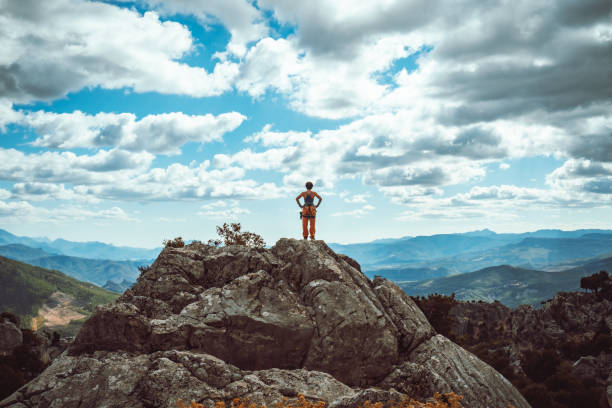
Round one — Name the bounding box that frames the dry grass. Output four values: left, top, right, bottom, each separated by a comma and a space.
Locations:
178, 392, 469, 408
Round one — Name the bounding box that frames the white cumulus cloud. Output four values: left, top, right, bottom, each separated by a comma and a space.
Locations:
23, 110, 246, 155
0, 0, 239, 104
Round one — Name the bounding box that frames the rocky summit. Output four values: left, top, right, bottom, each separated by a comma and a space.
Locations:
0, 239, 530, 408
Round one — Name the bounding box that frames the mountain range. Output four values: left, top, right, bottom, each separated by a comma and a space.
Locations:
2, 227, 611, 307
400, 256, 612, 308
329, 229, 612, 278
0, 229, 160, 261
0, 244, 147, 287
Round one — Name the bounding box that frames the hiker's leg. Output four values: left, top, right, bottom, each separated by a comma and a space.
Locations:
302, 216, 308, 239
309, 218, 315, 239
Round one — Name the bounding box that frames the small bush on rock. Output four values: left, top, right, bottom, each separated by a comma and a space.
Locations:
580, 270, 611, 299
138, 264, 151, 274
207, 222, 266, 248
163, 237, 185, 248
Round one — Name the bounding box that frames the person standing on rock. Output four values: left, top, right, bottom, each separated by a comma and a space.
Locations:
296, 181, 322, 240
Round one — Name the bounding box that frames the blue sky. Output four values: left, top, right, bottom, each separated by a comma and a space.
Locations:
0, 0, 611, 247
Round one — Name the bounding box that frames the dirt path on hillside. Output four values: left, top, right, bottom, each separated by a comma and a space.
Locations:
32, 292, 86, 329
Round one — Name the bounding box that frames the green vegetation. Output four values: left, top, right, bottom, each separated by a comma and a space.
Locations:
0, 256, 118, 329
0, 256, 118, 400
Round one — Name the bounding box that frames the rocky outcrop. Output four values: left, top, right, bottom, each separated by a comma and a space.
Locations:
572, 353, 611, 388
445, 291, 612, 406
1, 239, 530, 408
0, 319, 22, 354
0, 316, 68, 401
380, 335, 524, 407
449, 291, 612, 359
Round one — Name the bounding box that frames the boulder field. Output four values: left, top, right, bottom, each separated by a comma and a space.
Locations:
1, 239, 530, 408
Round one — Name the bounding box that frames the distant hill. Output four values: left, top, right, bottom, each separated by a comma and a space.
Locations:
28, 255, 145, 287
102, 279, 134, 293
399, 256, 612, 308
330, 229, 612, 274
440, 235, 612, 273
330, 234, 512, 266
0, 228, 160, 261
0, 229, 59, 254
364, 265, 451, 281
0, 256, 118, 331
0, 244, 148, 286
48, 238, 160, 261
0, 243, 51, 261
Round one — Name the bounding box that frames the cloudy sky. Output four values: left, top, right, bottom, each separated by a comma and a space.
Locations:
0, 0, 611, 247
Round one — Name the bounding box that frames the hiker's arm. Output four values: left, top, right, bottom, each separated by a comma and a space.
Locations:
315, 193, 322, 208
296, 193, 304, 208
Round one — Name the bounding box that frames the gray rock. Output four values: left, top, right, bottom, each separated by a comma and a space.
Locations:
185, 270, 314, 370
449, 292, 612, 350
380, 335, 530, 408
0, 319, 22, 353
0, 351, 355, 408
447, 291, 612, 381
330, 388, 407, 408
372, 276, 435, 354
2, 239, 531, 408
572, 353, 611, 387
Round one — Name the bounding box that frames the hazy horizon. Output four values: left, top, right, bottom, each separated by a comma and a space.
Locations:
3, 226, 612, 250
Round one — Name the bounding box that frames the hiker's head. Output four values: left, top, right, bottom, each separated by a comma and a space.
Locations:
305, 181, 313, 190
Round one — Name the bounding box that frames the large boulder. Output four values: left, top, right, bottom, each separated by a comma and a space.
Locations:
379, 335, 527, 407
70, 240, 404, 386
1, 239, 530, 408
0, 351, 355, 408
0, 319, 22, 354
571, 353, 612, 387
